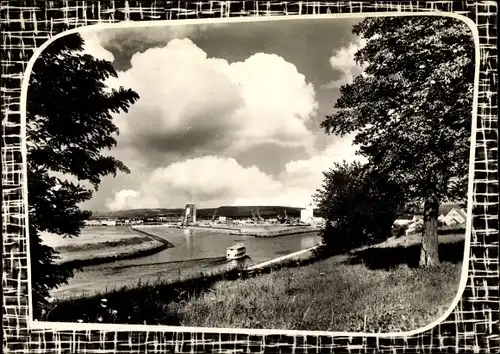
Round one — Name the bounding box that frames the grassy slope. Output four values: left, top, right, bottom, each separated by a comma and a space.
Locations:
171, 261, 461, 332
56, 236, 147, 252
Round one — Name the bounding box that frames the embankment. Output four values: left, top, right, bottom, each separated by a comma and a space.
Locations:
246, 244, 321, 272
189, 225, 319, 237
231, 228, 320, 238
184, 225, 240, 233
58, 228, 173, 269
129, 226, 175, 246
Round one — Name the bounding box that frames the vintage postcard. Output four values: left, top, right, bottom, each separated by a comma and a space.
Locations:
1, 1, 497, 353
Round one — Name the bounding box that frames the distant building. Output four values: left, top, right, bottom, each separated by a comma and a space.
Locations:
84, 219, 102, 226
101, 219, 116, 226
218, 216, 227, 223
312, 217, 325, 227
183, 203, 197, 225
443, 208, 467, 226
405, 218, 424, 236
394, 215, 414, 226
300, 203, 314, 224
413, 215, 423, 222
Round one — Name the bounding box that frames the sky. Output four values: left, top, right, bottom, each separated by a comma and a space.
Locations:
76, 17, 368, 211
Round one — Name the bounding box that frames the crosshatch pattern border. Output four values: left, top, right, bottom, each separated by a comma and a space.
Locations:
1, 1, 498, 353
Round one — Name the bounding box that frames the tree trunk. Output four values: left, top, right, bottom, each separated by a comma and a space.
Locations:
419, 197, 440, 267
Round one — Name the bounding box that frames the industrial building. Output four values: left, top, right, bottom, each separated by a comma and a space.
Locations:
183, 203, 197, 225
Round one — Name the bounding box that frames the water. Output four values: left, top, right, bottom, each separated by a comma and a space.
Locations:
51, 226, 321, 299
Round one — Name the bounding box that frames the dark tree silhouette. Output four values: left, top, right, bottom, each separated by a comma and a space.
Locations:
27, 33, 139, 309
320, 17, 474, 266
314, 161, 406, 255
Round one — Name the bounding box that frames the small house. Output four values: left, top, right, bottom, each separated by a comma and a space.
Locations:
101, 219, 117, 226
438, 214, 448, 224
394, 215, 414, 226
84, 219, 102, 226
218, 216, 227, 223
443, 208, 467, 226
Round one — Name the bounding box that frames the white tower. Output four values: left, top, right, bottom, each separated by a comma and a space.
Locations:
183, 203, 197, 225
300, 201, 314, 224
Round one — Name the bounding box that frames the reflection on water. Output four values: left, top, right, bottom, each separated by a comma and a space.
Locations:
51, 227, 320, 298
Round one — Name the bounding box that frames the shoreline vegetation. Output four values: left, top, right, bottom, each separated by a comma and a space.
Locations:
42, 230, 466, 332
54, 227, 173, 269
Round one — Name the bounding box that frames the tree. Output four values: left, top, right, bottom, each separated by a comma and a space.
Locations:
321, 17, 474, 266
27, 33, 139, 310
314, 161, 406, 255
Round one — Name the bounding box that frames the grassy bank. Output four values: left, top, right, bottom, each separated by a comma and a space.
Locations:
172, 261, 461, 332
59, 241, 170, 269
44, 235, 465, 332
56, 236, 147, 252
55, 228, 173, 268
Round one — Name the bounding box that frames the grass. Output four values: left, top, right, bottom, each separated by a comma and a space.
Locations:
43, 236, 465, 333
56, 236, 148, 252
170, 261, 461, 332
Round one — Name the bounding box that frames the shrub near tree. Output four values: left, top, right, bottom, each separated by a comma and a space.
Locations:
314, 161, 406, 255
27, 33, 139, 311
320, 17, 474, 266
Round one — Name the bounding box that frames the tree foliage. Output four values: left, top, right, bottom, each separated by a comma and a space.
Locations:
27, 33, 139, 307
320, 17, 474, 266
314, 161, 406, 255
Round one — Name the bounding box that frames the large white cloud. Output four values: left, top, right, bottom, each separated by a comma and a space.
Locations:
282, 134, 366, 191
79, 31, 363, 212
109, 38, 318, 161
106, 155, 281, 210
323, 37, 366, 89
105, 189, 160, 211
106, 136, 365, 211
80, 31, 115, 62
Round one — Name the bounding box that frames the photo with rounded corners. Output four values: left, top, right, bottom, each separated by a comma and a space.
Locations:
25, 13, 478, 337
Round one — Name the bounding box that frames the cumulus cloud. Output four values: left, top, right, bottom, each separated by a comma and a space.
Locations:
105, 136, 365, 210
282, 134, 366, 191
77, 29, 365, 212
80, 31, 115, 62
323, 37, 366, 89
109, 38, 318, 164
106, 156, 281, 210
95, 23, 229, 62
105, 189, 160, 211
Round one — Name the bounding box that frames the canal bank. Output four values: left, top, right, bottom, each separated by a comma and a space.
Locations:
185, 224, 320, 237
56, 227, 173, 269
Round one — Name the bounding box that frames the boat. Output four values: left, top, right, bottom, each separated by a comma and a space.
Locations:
226, 243, 246, 260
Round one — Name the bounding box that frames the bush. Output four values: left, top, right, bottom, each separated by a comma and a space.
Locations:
314, 162, 407, 254
391, 224, 409, 238
414, 222, 424, 234
438, 224, 466, 235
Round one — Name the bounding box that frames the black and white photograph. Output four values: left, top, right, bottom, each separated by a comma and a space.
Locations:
28, 15, 475, 333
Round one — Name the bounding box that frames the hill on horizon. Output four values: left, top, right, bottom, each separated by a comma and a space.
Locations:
90, 202, 465, 220
90, 205, 317, 219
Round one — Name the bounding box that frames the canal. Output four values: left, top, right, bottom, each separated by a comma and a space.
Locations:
51, 226, 321, 299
